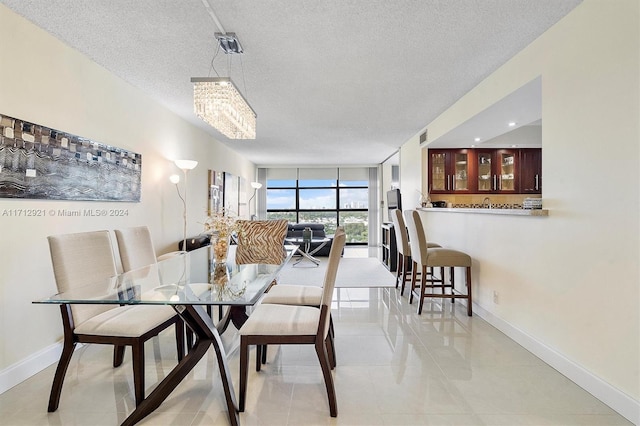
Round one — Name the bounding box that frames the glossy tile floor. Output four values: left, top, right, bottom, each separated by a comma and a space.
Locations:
1, 249, 631, 425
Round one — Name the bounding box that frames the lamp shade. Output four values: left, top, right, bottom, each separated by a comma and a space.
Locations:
174, 159, 198, 170
250, 181, 262, 189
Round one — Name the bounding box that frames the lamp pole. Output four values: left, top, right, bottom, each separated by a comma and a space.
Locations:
173, 160, 198, 251
248, 181, 262, 220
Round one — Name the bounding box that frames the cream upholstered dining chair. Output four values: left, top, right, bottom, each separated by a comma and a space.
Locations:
114, 225, 188, 344
390, 209, 441, 295
238, 227, 346, 417
114, 225, 184, 272
404, 210, 473, 316
46, 230, 184, 412
234, 219, 289, 265
257, 223, 338, 367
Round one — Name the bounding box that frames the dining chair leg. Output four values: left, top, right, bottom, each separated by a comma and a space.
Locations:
114, 345, 125, 367
326, 334, 336, 369
47, 338, 76, 412
132, 341, 145, 406
239, 337, 249, 412
255, 345, 262, 372
315, 338, 337, 417
261, 344, 268, 365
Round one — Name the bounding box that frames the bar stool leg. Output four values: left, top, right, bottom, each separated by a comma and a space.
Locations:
466, 266, 473, 316
395, 252, 403, 289
450, 266, 456, 303
417, 265, 427, 315
400, 255, 410, 295
409, 261, 418, 304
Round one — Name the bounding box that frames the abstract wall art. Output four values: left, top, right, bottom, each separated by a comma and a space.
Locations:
208, 170, 224, 214
0, 114, 141, 201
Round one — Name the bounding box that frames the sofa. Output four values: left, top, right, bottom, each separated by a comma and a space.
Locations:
178, 235, 211, 252
286, 223, 334, 256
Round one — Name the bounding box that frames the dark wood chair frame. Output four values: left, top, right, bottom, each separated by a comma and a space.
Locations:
396, 250, 445, 296
47, 304, 184, 412
239, 304, 337, 417
409, 264, 472, 316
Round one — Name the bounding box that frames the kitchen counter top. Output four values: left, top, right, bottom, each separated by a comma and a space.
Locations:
417, 207, 549, 216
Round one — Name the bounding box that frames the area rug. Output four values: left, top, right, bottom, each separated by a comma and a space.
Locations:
277, 256, 396, 288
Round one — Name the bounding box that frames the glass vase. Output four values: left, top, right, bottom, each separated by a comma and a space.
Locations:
212, 234, 230, 264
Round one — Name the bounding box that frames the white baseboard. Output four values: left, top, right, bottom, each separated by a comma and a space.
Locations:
473, 302, 640, 425
0, 342, 62, 394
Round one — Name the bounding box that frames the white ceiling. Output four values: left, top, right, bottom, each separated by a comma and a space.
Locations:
428, 76, 542, 148
0, 0, 581, 166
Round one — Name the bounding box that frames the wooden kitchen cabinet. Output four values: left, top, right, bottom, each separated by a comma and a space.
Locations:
475, 149, 519, 194
428, 149, 471, 194
519, 148, 542, 194
427, 148, 540, 194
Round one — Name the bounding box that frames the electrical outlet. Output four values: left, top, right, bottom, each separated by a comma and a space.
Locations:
493, 291, 499, 304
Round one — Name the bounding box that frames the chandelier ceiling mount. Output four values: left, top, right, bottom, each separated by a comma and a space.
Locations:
191, 4, 256, 140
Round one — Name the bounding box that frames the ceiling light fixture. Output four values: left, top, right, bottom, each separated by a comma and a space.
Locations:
190, 28, 256, 139
191, 76, 256, 139
508, 121, 517, 127
216, 32, 243, 54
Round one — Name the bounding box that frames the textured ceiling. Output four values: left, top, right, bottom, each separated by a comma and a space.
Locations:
0, 0, 581, 166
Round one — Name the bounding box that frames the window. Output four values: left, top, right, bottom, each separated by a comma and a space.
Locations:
266, 189, 296, 210
264, 168, 370, 244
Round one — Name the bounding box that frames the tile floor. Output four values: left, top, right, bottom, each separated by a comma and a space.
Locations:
0, 248, 632, 425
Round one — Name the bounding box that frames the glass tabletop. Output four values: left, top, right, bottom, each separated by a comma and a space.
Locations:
34, 244, 297, 307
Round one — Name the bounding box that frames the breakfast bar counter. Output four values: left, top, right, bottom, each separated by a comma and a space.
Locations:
418, 207, 549, 217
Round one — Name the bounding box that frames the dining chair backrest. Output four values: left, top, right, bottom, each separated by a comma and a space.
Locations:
48, 230, 118, 326
390, 209, 410, 256
235, 219, 288, 264
320, 227, 346, 339
114, 226, 157, 272
404, 210, 428, 267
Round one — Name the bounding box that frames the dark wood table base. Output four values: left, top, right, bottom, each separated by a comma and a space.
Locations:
122, 304, 239, 426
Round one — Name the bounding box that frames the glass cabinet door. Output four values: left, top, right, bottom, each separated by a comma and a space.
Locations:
430, 152, 446, 191
453, 152, 468, 191
499, 151, 516, 191
477, 152, 493, 192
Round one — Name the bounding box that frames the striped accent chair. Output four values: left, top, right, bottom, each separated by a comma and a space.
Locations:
235, 219, 289, 265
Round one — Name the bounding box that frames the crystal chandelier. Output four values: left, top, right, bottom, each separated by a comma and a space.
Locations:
191, 77, 256, 139
191, 32, 256, 140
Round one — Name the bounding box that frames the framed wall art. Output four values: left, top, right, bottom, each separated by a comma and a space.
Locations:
223, 171, 239, 216
208, 170, 224, 214
0, 113, 141, 201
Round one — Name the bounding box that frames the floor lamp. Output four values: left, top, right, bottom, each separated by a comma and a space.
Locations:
248, 181, 262, 220
170, 159, 198, 252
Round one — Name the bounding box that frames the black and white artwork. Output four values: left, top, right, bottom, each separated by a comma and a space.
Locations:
223, 172, 239, 216
208, 170, 224, 214
0, 114, 141, 201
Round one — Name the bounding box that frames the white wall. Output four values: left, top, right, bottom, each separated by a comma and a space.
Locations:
0, 5, 255, 379
398, 135, 422, 211
402, 0, 639, 421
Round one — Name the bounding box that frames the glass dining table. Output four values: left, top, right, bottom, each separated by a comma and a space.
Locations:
33, 244, 297, 426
